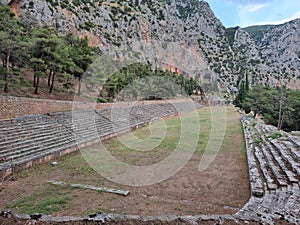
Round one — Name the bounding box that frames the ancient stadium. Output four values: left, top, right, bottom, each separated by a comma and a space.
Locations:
0, 96, 299, 225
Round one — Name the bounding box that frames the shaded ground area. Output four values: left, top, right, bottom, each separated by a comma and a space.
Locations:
0, 107, 250, 219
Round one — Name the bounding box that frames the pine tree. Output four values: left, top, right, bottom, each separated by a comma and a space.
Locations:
0, 5, 23, 92
245, 71, 250, 92
67, 36, 95, 96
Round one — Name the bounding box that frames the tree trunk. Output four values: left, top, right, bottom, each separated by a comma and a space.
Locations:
4, 50, 10, 93
49, 72, 55, 93
77, 77, 81, 96
33, 75, 36, 87
48, 70, 53, 87
277, 97, 283, 130
34, 77, 39, 94
5, 50, 10, 71
4, 74, 8, 93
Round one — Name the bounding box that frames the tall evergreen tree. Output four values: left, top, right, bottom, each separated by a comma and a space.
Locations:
0, 5, 23, 92
245, 71, 250, 92
30, 28, 60, 94
67, 36, 95, 96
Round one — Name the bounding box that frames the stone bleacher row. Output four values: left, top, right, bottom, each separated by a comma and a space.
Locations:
238, 115, 300, 224
0, 101, 202, 174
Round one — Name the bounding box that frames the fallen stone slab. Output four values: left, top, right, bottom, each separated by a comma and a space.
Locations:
47, 180, 130, 196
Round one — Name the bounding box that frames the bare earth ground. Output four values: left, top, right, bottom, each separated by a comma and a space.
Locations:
0, 70, 78, 101
0, 107, 251, 223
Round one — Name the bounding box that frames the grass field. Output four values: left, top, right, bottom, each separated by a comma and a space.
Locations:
0, 106, 250, 216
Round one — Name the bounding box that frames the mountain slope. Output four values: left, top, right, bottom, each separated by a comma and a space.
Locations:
235, 20, 300, 88
243, 25, 277, 44
4, 0, 300, 91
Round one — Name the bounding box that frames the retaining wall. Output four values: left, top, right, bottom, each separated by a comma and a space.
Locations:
0, 96, 189, 119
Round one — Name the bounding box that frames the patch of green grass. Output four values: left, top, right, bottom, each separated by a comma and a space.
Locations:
7, 194, 70, 215
254, 139, 262, 144
6, 184, 77, 214
17, 151, 95, 179
266, 132, 281, 139
56, 153, 95, 175
250, 121, 257, 127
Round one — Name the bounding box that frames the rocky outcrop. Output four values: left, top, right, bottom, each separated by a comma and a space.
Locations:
232, 20, 300, 88
5, 0, 300, 91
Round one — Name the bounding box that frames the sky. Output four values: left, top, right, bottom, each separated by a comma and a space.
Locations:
204, 0, 300, 28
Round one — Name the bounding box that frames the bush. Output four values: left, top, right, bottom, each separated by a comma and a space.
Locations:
97, 97, 108, 103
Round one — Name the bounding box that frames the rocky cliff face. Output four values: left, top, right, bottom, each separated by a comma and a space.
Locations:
5, 0, 300, 91
233, 20, 300, 88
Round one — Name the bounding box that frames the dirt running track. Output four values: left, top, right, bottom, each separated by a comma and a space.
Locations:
0, 107, 252, 223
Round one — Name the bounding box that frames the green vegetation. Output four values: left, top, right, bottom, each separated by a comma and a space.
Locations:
243, 25, 277, 44
225, 27, 239, 46
253, 139, 262, 144
266, 131, 282, 140
0, 5, 203, 100
0, 5, 98, 95
98, 63, 203, 102
6, 186, 71, 214
233, 72, 250, 110
234, 83, 300, 131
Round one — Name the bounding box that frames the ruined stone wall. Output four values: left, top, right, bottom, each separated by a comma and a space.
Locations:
0, 96, 189, 119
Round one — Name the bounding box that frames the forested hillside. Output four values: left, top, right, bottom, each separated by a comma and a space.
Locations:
0, 4, 201, 101
0, 5, 99, 98
234, 76, 300, 131
1, 0, 300, 112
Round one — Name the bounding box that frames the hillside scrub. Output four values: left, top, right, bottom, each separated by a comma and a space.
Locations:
98, 63, 203, 102
0, 5, 202, 100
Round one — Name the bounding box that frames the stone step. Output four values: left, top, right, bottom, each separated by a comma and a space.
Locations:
254, 146, 278, 191
2, 136, 75, 163
0, 127, 69, 151
127, 108, 155, 119
282, 140, 300, 160
247, 144, 265, 197
0, 131, 73, 157
289, 136, 300, 148
260, 144, 289, 187
0, 132, 75, 160
97, 123, 114, 132
140, 105, 175, 116
265, 142, 298, 184
0, 141, 76, 171
271, 140, 300, 176
0, 122, 58, 139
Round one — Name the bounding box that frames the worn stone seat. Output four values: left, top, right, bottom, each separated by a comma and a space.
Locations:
282, 140, 300, 160
260, 144, 289, 188
271, 140, 300, 176
254, 146, 278, 191
266, 144, 298, 186
1, 101, 200, 174
289, 136, 300, 148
